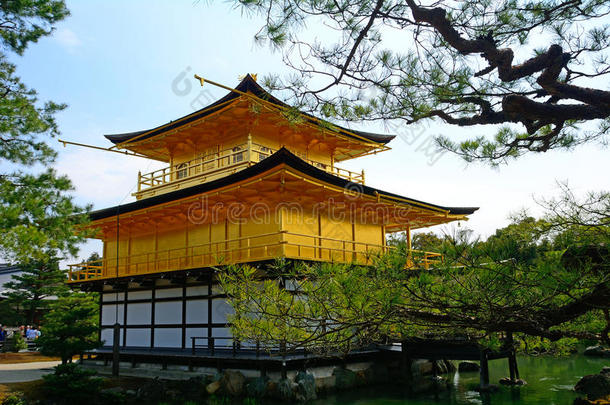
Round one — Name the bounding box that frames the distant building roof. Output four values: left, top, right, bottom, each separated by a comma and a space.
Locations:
0, 264, 22, 299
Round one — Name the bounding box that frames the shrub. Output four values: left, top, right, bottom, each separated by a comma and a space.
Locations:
2, 395, 26, 405
38, 293, 100, 364
42, 363, 102, 404
4, 333, 27, 353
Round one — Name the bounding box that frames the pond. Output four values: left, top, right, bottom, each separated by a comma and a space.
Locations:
308, 354, 608, 405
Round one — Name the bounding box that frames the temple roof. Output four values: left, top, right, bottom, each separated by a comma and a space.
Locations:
104, 74, 395, 147
90, 148, 477, 221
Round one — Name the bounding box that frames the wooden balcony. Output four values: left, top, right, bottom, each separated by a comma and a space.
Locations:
66, 231, 442, 283
134, 141, 365, 199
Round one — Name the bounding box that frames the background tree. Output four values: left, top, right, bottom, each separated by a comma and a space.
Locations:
37, 293, 100, 364
233, 0, 610, 164
220, 186, 610, 354
388, 231, 448, 251
80, 252, 102, 269
0, 0, 90, 321
2, 258, 67, 325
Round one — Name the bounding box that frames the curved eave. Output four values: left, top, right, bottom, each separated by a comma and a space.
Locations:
89, 148, 477, 222
104, 74, 395, 149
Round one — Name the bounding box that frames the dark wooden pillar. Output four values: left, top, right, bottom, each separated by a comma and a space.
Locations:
112, 322, 120, 376
181, 281, 187, 349
401, 340, 413, 382
507, 332, 520, 381
431, 360, 439, 377
508, 355, 515, 381
122, 287, 128, 348
150, 283, 156, 348
479, 349, 489, 389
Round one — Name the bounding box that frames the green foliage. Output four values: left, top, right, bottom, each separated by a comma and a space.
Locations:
0, 56, 65, 166
0, 170, 91, 264
221, 187, 610, 353
388, 231, 451, 252
481, 215, 550, 264
0, 0, 70, 167
0, 170, 90, 323
518, 335, 579, 356
231, 0, 610, 164
206, 395, 230, 405
0, 301, 22, 326
0, 0, 90, 324
0, 0, 69, 55
37, 293, 100, 364
42, 363, 102, 405
99, 389, 126, 405
4, 332, 27, 352
3, 259, 69, 325
2, 395, 26, 405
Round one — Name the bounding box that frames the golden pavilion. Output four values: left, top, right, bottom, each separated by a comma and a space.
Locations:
68, 74, 477, 350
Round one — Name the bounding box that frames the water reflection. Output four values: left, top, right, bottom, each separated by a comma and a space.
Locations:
306, 355, 607, 405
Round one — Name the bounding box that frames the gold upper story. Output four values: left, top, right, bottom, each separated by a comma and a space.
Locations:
104, 74, 394, 200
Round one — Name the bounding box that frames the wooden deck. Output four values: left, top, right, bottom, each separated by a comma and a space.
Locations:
84, 346, 381, 373
86, 337, 516, 389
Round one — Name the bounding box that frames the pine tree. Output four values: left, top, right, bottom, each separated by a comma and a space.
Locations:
231, 0, 610, 164
38, 293, 100, 364
3, 258, 68, 325
0, 1, 90, 322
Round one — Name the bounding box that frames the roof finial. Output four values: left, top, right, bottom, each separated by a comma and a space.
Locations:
238, 73, 257, 82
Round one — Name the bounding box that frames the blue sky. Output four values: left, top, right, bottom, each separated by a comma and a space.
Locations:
11, 0, 610, 262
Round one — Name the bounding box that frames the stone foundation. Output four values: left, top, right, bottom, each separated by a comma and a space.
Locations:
81, 357, 454, 401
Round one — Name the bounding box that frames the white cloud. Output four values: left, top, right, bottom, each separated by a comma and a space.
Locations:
55, 147, 165, 265
55, 148, 164, 210
53, 28, 82, 51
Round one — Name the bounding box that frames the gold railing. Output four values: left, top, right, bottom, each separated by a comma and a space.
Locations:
66, 231, 442, 282
136, 141, 365, 195
68, 265, 103, 281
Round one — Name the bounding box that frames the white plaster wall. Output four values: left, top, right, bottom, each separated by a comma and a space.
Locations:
101, 304, 124, 325
185, 327, 207, 346
211, 284, 224, 295
126, 303, 152, 325
128, 290, 152, 300
284, 280, 301, 291
154, 328, 182, 347
100, 327, 123, 346
156, 288, 182, 299
240, 340, 257, 348
102, 292, 124, 302
126, 328, 151, 347
211, 327, 232, 338
186, 285, 208, 296
155, 301, 182, 324
186, 299, 208, 323
212, 298, 234, 323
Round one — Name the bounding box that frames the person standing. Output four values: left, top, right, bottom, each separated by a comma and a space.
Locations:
26, 327, 36, 340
